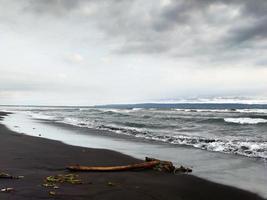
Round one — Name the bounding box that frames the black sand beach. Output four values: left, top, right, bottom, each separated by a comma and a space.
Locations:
0, 112, 265, 200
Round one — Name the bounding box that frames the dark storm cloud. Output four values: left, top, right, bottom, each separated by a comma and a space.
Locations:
16, 0, 267, 58
228, 17, 267, 45
224, 0, 267, 46
1, 0, 266, 66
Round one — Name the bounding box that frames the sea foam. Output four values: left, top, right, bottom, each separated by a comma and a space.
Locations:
224, 118, 267, 124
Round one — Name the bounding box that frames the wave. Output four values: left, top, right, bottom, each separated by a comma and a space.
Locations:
174, 109, 241, 113
236, 109, 267, 114
14, 108, 267, 160
224, 118, 267, 124
175, 108, 267, 114
79, 108, 101, 112
51, 118, 267, 159
193, 138, 267, 159
132, 108, 143, 111
90, 124, 267, 159
102, 111, 130, 118
28, 112, 59, 121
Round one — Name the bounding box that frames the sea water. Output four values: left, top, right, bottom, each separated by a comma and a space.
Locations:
2, 104, 267, 159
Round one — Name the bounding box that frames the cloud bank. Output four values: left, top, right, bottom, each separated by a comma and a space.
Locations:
0, 0, 267, 105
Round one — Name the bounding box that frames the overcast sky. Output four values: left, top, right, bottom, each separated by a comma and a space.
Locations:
0, 0, 267, 105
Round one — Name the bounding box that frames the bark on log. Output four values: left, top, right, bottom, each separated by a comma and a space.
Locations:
145, 157, 176, 172
67, 160, 160, 172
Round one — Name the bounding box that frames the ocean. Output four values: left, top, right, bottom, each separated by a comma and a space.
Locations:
3, 103, 267, 159
1, 103, 267, 197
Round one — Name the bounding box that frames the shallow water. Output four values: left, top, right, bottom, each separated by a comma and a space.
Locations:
2, 112, 267, 198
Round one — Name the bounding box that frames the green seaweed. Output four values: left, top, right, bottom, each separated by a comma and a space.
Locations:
45, 174, 82, 184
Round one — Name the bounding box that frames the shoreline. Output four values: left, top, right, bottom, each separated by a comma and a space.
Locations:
0, 111, 265, 200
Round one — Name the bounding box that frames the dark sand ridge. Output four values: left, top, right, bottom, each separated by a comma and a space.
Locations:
0, 112, 265, 200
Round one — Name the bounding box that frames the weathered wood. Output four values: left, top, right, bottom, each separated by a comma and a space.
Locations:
145, 157, 176, 172
145, 157, 192, 173
67, 157, 192, 173
0, 172, 23, 179
67, 160, 160, 172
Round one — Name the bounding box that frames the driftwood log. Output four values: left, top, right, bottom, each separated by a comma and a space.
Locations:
145, 157, 175, 172
0, 172, 23, 179
67, 157, 192, 173
67, 160, 160, 172
145, 157, 192, 173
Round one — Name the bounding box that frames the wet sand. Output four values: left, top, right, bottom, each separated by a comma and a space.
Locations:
0, 112, 265, 200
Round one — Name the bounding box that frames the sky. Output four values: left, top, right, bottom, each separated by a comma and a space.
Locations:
0, 0, 267, 106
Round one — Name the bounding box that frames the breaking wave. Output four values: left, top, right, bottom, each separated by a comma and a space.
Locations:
89, 124, 267, 159
48, 119, 267, 159
12, 105, 267, 160
224, 118, 267, 124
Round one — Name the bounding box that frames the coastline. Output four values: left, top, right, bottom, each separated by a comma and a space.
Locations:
0, 111, 265, 200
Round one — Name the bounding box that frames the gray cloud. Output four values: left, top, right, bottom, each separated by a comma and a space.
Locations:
9, 0, 266, 59
0, 0, 267, 105
24, 0, 84, 15
228, 17, 267, 44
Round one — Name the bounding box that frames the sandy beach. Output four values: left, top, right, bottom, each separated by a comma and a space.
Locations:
0, 111, 265, 200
